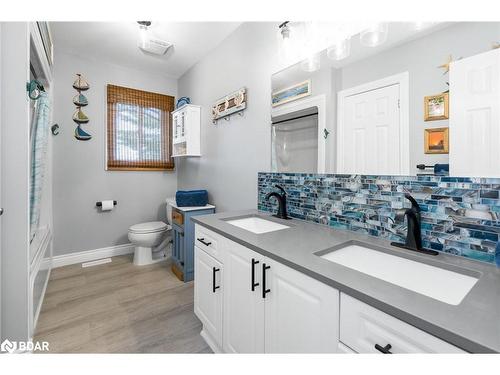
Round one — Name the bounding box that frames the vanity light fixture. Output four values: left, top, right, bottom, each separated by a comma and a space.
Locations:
300, 52, 321, 72
327, 36, 351, 61
360, 23, 388, 47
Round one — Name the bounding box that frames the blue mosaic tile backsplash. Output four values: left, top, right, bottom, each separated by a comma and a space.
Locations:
258, 172, 500, 266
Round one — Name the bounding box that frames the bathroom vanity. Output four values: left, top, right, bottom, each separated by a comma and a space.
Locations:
192, 211, 500, 354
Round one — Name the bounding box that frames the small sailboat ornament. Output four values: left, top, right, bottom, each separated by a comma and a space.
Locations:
73, 93, 88, 106
72, 108, 89, 123
74, 125, 92, 141
72, 73, 90, 91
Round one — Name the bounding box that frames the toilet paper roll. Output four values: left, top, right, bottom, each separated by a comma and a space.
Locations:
101, 200, 114, 211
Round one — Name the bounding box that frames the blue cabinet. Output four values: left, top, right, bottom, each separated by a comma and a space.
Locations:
171, 206, 215, 282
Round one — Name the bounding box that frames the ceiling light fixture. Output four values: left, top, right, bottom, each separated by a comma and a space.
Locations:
360, 23, 388, 47
327, 36, 351, 61
137, 21, 152, 49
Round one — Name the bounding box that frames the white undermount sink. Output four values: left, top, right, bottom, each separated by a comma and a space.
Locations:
226, 216, 290, 234
320, 244, 479, 305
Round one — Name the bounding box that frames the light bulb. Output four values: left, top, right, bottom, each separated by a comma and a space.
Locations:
139, 25, 148, 49
360, 23, 388, 47
300, 53, 320, 72
327, 36, 351, 61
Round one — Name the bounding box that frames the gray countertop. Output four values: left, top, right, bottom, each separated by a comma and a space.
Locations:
192, 209, 500, 353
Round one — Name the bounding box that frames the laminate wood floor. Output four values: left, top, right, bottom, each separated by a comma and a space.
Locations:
34, 255, 211, 353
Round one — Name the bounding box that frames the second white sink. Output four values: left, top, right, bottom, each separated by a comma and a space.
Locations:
320, 244, 479, 305
226, 216, 290, 234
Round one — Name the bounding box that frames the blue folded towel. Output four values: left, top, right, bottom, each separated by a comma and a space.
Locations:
176, 190, 208, 207
434, 164, 449, 175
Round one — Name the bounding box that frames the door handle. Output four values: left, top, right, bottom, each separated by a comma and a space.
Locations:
212, 267, 220, 293
251, 258, 259, 291
262, 263, 271, 298
0, 208, 3, 216
374, 343, 392, 354
197, 238, 211, 246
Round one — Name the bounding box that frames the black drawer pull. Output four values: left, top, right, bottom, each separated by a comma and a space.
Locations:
251, 258, 259, 291
375, 343, 392, 354
262, 263, 271, 298
197, 238, 212, 246
212, 267, 220, 293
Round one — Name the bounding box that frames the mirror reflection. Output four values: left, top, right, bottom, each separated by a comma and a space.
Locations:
271, 22, 500, 177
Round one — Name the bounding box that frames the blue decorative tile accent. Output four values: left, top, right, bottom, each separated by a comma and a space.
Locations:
258, 172, 500, 266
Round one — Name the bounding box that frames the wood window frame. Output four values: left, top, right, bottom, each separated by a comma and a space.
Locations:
106, 84, 175, 171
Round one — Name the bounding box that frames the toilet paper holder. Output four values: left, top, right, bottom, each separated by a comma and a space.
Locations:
96, 200, 117, 207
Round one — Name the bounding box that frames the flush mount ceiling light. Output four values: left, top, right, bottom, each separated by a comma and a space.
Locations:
360, 23, 389, 47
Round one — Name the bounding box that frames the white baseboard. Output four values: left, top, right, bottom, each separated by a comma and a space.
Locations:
51, 243, 135, 268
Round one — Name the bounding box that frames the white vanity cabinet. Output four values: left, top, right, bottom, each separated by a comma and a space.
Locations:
194, 224, 340, 353
194, 224, 466, 354
172, 104, 201, 157
194, 245, 223, 351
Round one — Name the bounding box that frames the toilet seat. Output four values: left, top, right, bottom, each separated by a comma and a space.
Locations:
129, 221, 170, 234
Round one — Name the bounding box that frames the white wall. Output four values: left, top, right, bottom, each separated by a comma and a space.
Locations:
177, 22, 281, 212
52, 50, 178, 256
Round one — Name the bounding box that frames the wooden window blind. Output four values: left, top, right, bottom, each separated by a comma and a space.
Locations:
107, 84, 175, 171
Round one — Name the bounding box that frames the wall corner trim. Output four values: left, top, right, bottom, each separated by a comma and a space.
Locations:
50, 243, 134, 269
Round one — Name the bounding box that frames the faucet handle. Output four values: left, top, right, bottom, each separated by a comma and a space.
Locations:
275, 184, 286, 196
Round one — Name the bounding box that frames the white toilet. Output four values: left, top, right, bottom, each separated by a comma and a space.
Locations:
128, 199, 175, 266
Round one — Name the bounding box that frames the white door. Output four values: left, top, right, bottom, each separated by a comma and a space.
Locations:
223, 241, 265, 353
264, 258, 340, 353
194, 246, 223, 348
450, 49, 500, 177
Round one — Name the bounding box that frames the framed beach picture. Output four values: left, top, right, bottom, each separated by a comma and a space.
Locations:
424, 127, 449, 154
424, 93, 449, 121
272, 80, 311, 107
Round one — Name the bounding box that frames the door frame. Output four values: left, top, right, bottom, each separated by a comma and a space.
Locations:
271, 94, 327, 173
337, 72, 410, 175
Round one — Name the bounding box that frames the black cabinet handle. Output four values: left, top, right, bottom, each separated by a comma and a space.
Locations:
212, 267, 220, 293
262, 263, 271, 298
197, 238, 212, 246
251, 258, 260, 291
375, 343, 392, 354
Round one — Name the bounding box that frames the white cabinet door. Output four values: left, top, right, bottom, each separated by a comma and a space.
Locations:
264, 259, 340, 353
450, 48, 500, 177
338, 83, 402, 175
223, 240, 265, 353
194, 246, 223, 349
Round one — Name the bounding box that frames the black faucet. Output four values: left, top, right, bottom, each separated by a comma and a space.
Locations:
391, 193, 438, 255
265, 184, 291, 220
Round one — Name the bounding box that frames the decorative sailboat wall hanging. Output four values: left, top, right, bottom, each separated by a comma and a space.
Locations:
72, 73, 92, 141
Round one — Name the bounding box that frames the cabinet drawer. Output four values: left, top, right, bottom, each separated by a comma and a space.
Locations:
340, 293, 465, 353
172, 208, 184, 226
195, 225, 222, 262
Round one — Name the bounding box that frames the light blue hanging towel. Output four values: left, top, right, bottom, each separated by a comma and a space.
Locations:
30, 92, 51, 241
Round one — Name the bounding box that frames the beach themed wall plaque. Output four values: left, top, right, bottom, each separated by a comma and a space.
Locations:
271, 79, 311, 107
72, 73, 92, 141
211, 87, 247, 123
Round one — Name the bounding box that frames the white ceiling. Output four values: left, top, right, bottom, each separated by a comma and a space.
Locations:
50, 22, 242, 78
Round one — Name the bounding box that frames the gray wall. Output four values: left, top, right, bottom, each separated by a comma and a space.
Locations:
52, 50, 178, 256
339, 22, 500, 174
177, 23, 281, 212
